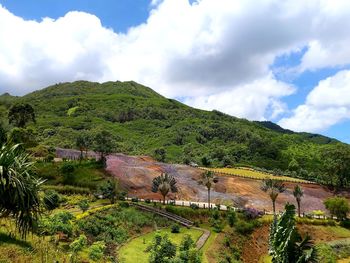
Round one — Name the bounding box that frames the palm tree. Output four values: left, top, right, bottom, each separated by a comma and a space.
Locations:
152, 173, 178, 204
0, 144, 44, 238
293, 185, 304, 217
261, 179, 286, 215
199, 171, 218, 209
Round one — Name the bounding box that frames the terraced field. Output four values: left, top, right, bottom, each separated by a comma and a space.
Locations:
202, 167, 312, 183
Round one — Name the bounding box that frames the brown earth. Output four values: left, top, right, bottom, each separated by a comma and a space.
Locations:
56, 149, 349, 213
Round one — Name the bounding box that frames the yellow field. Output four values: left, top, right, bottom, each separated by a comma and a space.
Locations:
202, 167, 312, 183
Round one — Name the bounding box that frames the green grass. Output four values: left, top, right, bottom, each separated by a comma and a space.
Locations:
118, 228, 203, 263
200, 227, 218, 263
259, 255, 272, 263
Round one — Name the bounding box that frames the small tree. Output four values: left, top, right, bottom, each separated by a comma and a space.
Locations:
70, 234, 87, 261
178, 234, 202, 263
293, 185, 304, 217
227, 208, 237, 227
8, 103, 36, 128
148, 234, 177, 263
98, 179, 119, 204
199, 170, 218, 209
78, 199, 90, 212
261, 179, 286, 215
324, 197, 350, 220
152, 173, 178, 204
88, 241, 106, 261
61, 163, 75, 184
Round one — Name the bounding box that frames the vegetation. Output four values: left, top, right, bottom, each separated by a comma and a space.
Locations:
152, 173, 178, 204
1, 80, 349, 186
8, 103, 36, 128
269, 204, 317, 263
293, 185, 304, 217
324, 197, 350, 220
198, 170, 218, 209
261, 179, 286, 215
0, 144, 44, 237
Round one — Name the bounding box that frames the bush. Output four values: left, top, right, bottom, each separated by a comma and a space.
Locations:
43, 190, 61, 210
171, 224, 180, 233
131, 197, 139, 202
212, 220, 224, 233
77, 199, 90, 212
70, 234, 87, 253
145, 199, 151, 203
340, 219, 350, 229
235, 220, 257, 234
190, 203, 199, 210
41, 185, 90, 195
227, 209, 237, 227
88, 241, 106, 261
243, 207, 264, 220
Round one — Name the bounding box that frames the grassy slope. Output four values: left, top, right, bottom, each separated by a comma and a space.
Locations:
118, 228, 203, 263
0, 80, 346, 173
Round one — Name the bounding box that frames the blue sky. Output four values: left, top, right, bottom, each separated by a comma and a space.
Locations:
0, 0, 350, 143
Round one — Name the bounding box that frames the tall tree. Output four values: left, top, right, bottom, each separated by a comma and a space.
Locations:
0, 144, 44, 237
98, 179, 119, 204
8, 103, 36, 128
76, 133, 91, 160
152, 173, 178, 204
293, 185, 304, 217
199, 170, 218, 209
269, 203, 318, 263
93, 130, 114, 166
261, 179, 286, 215
322, 145, 350, 188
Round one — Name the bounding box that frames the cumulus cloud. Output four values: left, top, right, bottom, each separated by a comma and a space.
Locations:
1, 0, 350, 122
279, 70, 350, 132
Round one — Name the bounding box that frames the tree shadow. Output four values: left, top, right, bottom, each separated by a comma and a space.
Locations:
0, 232, 33, 249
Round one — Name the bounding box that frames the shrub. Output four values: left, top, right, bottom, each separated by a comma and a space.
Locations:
131, 197, 139, 202
171, 224, 180, 233
43, 190, 61, 211
41, 185, 90, 195
227, 209, 237, 227
235, 220, 256, 234
70, 234, 87, 253
77, 199, 90, 212
190, 203, 199, 210
145, 199, 151, 203
340, 219, 350, 229
88, 241, 106, 261
243, 207, 264, 220
316, 244, 336, 263
212, 220, 224, 233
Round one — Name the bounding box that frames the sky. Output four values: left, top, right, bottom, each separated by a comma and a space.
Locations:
0, 0, 350, 143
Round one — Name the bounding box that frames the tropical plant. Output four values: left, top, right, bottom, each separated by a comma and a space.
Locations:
261, 179, 286, 215
8, 103, 36, 128
293, 185, 304, 217
269, 203, 318, 263
199, 170, 218, 209
0, 144, 44, 237
324, 197, 350, 220
151, 173, 178, 204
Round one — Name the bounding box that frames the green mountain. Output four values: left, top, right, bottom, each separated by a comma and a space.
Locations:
0, 80, 347, 179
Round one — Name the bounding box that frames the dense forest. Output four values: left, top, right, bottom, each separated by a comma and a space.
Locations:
1, 80, 350, 187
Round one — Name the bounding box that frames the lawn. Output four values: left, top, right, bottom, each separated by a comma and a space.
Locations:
203, 167, 311, 183
118, 228, 203, 263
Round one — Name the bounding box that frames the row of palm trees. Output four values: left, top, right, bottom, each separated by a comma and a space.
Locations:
151, 171, 304, 216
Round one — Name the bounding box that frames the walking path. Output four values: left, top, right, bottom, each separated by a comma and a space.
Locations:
194, 227, 211, 250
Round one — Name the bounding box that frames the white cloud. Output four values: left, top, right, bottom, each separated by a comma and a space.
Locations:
279, 70, 350, 132
1, 0, 350, 122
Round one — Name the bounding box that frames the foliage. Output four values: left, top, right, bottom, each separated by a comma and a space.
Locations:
88, 241, 106, 261
261, 179, 286, 215
41, 184, 91, 195
69, 234, 87, 253
8, 103, 36, 128
269, 203, 318, 263
154, 148, 166, 162
235, 220, 257, 235
227, 209, 237, 227
177, 235, 202, 263
242, 207, 264, 220
148, 234, 177, 263
199, 170, 218, 210
316, 244, 336, 263
293, 185, 304, 217
0, 124, 6, 145
92, 130, 115, 165
324, 197, 350, 220
38, 211, 74, 236
0, 144, 44, 237
98, 179, 119, 204
152, 173, 178, 204
77, 199, 90, 212
171, 224, 180, 233
43, 190, 61, 211
2, 80, 349, 185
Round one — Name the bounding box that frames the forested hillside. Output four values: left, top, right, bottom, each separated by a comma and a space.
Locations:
1, 80, 349, 187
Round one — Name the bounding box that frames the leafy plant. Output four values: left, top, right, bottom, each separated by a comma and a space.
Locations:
151, 173, 178, 204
